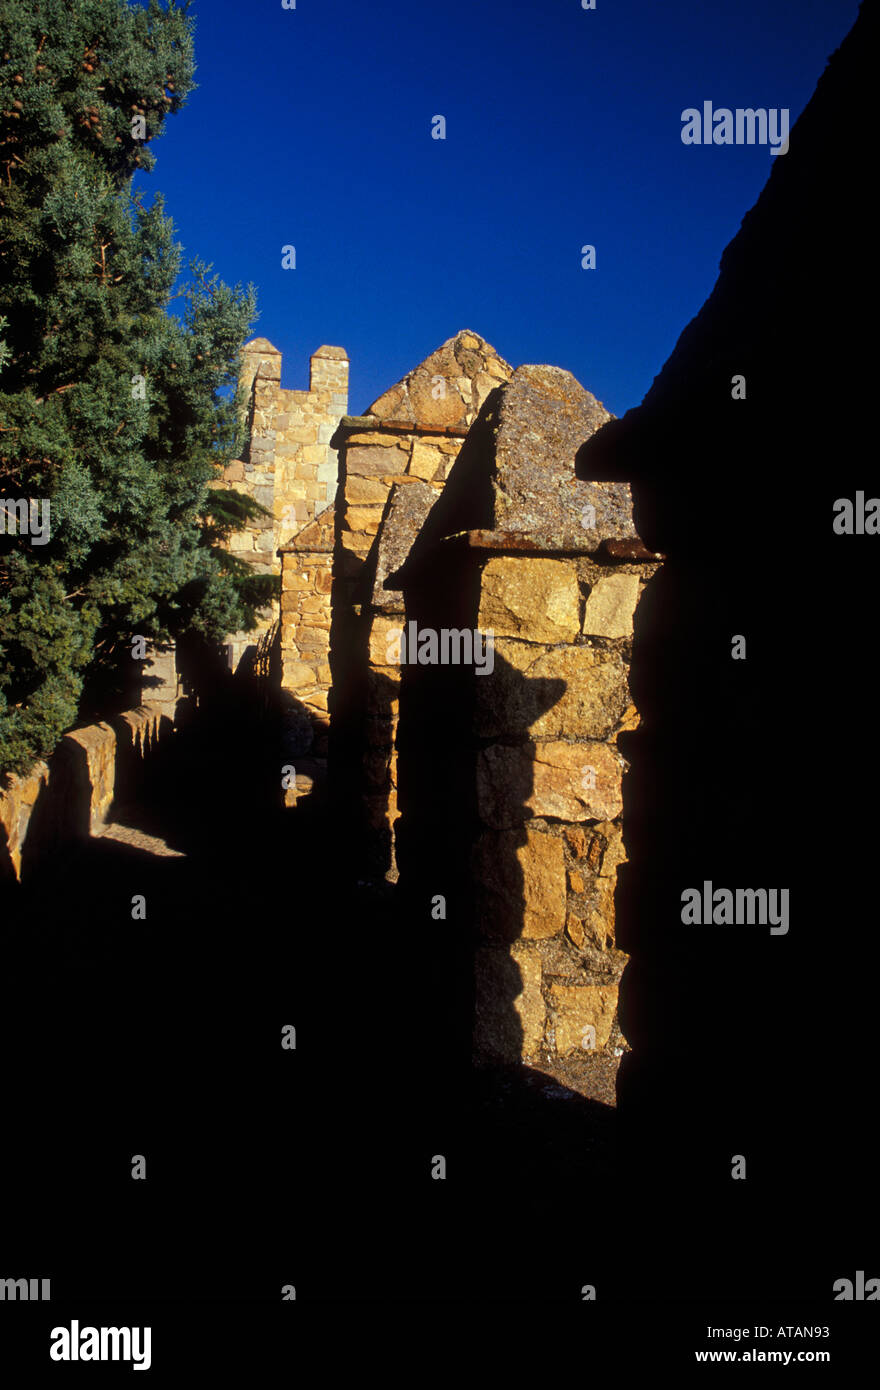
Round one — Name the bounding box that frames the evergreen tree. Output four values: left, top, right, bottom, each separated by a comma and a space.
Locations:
0, 0, 272, 777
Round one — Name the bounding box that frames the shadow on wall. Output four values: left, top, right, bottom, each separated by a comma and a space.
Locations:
20, 736, 98, 875
0, 708, 178, 887
327, 489, 395, 880
393, 545, 565, 1093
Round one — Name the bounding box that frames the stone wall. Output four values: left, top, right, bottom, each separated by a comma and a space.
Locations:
124, 640, 181, 724
387, 363, 662, 1068
328, 331, 513, 876
276, 509, 334, 782
0, 703, 174, 883
219, 339, 348, 674
202, 326, 664, 1071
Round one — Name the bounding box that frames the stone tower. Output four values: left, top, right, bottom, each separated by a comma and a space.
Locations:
218, 339, 349, 673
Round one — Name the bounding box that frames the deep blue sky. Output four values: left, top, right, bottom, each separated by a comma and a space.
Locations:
135, 0, 859, 418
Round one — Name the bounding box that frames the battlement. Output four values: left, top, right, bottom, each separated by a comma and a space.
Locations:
220, 340, 349, 673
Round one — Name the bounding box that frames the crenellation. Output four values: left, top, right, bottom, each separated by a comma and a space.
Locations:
221, 339, 348, 675
222, 329, 658, 1068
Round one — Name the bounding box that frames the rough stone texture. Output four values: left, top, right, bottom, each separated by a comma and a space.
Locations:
395, 361, 644, 569
474, 942, 545, 1065
474, 828, 567, 940
368, 615, 408, 669
379, 351, 660, 1065
549, 984, 619, 1055
409, 441, 445, 481
367, 330, 513, 430
220, 341, 348, 674
345, 444, 409, 478
125, 642, 179, 722
478, 556, 581, 643
476, 742, 624, 827
582, 821, 627, 879
580, 874, 619, 950
565, 913, 586, 949
0, 763, 50, 880
329, 332, 516, 885
511, 941, 545, 1061
277, 513, 335, 726
0, 704, 173, 882
220, 328, 658, 1069
474, 639, 631, 740
486, 366, 633, 549
582, 573, 642, 638
64, 722, 118, 833
372, 480, 437, 613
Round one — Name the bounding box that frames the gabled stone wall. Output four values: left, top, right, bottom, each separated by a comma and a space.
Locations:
213, 327, 663, 1071
328, 331, 513, 877
387, 363, 663, 1067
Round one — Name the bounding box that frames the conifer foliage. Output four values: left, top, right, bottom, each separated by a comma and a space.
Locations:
0, 0, 269, 776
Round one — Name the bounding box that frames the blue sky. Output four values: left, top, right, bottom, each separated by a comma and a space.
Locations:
136, 0, 860, 418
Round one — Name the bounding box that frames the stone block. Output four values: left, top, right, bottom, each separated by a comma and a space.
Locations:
585, 821, 627, 878
475, 639, 630, 740
565, 914, 585, 948
474, 827, 566, 940
371, 479, 436, 612
549, 984, 618, 1055
282, 661, 317, 691
366, 385, 408, 422
511, 942, 545, 1060
476, 741, 623, 826
346, 444, 409, 478
297, 623, 331, 646
409, 441, 444, 481
487, 364, 627, 548
478, 557, 580, 644
582, 874, 618, 950
300, 595, 329, 615
340, 529, 374, 557
582, 573, 641, 638
345, 506, 385, 533
473, 942, 545, 1064
368, 616, 405, 669
408, 371, 469, 429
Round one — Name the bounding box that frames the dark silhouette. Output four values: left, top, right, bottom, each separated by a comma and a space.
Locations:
577, 0, 877, 1299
